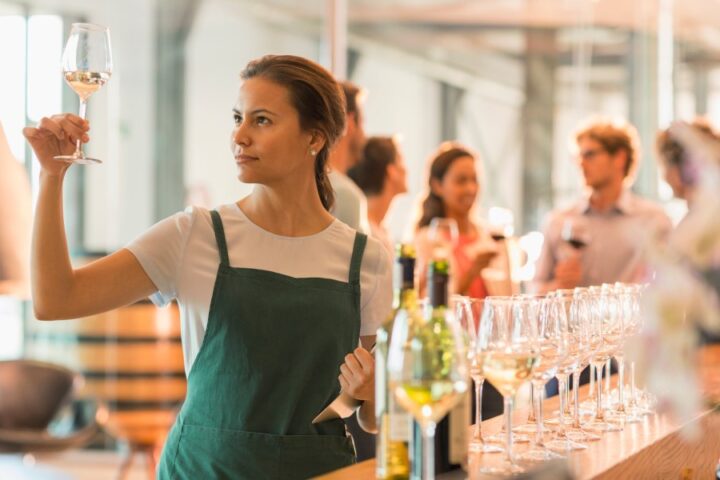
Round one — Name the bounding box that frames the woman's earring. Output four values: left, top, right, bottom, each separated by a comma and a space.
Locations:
310, 149, 317, 156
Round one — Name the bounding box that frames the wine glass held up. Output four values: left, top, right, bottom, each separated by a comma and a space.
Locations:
54, 23, 112, 165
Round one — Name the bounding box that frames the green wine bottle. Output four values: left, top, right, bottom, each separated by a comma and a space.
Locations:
376, 244, 418, 479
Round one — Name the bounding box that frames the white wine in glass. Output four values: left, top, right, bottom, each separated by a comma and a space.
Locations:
55, 23, 112, 165
481, 351, 537, 397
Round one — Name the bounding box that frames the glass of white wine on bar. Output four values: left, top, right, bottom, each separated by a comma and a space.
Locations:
477, 296, 539, 475
54, 23, 112, 165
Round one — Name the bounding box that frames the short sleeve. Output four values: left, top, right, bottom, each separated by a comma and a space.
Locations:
125, 206, 195, 306
359, 237, 393, 336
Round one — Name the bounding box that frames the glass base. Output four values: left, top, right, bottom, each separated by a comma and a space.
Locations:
487, 432, 530, 444
544, 415, 574, 428
545, 437, 588, 452
54, 154, 102, 165
586, 419, 623, 432
517, 446, 565, 462
565, 427, 602, 442
469, 440, 504, 454
513, 422, 539, 434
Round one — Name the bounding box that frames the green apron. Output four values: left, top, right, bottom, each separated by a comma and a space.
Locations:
157, 210, 366, 479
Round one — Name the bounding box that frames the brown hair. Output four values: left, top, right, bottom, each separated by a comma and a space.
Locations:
341, 81, 361, 121
656, 118, 718, 168
240, 55, 345, 211
417, 143, 476, 230
575, 119, 640, 178
347, 136, 398, 196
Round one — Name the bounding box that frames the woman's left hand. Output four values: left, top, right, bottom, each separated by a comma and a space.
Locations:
339, 347, 374, 401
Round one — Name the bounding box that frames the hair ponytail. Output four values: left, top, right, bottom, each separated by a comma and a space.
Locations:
315, 148, 335, 211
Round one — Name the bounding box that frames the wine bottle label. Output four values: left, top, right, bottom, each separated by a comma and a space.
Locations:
448, 388, 470, 464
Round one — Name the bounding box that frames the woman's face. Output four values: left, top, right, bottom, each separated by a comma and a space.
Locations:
230, 77, 318, 186
432, 155, 479, 216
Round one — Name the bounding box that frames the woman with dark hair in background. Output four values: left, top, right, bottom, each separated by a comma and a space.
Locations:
24, 54, 391, 479
348, 135, 408, 255
415, 142, 500, 299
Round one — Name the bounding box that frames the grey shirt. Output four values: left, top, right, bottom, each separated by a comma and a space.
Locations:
328, 171, 370, 234
534, 190, 672, 289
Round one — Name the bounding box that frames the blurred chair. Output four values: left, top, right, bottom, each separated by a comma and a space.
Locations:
0, 360, 100, 453
26, 300, 185, 480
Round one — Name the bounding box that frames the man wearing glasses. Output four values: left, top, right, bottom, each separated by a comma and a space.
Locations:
533, 119, 672, 293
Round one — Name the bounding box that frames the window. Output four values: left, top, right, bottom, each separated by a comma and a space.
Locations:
0, 7, 63, 359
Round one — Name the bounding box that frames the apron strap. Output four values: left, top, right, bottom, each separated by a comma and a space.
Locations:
348, 232, 367, 286
210, 210, 230, 266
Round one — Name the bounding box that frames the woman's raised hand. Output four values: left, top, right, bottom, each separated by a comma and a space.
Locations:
23, 114, 89, 175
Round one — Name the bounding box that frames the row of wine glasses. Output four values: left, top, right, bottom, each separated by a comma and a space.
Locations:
384, 274, 651, 478
463, 283, 650, 475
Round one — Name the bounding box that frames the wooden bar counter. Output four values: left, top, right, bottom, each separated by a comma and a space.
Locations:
318, 346, 720, 479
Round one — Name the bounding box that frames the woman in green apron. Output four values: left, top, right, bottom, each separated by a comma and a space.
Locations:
25, 54, 391, 479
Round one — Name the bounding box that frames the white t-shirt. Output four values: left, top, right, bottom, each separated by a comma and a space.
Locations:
329, 171, 370, 234
126, 203, 392, 375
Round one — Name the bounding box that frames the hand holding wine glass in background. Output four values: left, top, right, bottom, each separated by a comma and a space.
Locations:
552, 216, 591, 289
561, 216, 591, 251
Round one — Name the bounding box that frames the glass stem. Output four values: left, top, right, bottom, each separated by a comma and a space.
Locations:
588, 364, 595, 400
474, 378, 484, 443
595, 362, 604, 421
74, 99, 87, 158
564, 376, 572, 415
557, 374, 567, 437
604, 358, 611, 401
629, 361, 637, 408
422, 422, 437, 480
527, 382, 536, 422
534, 382, 544, 446
572, 368, 581, 428
616, 356, 625, 412
504, 396, 515, 466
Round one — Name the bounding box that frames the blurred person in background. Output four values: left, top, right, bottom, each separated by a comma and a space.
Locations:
328, 81, 370, 234
347, 135, 408, 255
0, 121, 31, 298
415, 142, 505, 299
656, 118, 720, 344
655, 118, 719, 207
533, 118, 672, 293
328, 82, 375, 461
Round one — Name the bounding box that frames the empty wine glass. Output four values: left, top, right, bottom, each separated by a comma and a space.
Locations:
55, 23, 112, 165
517, 295, 566, 462
427, 218, 459, 261
545, 289, 592, 451
454, 296, 503, 454
586, 284, 623, 433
